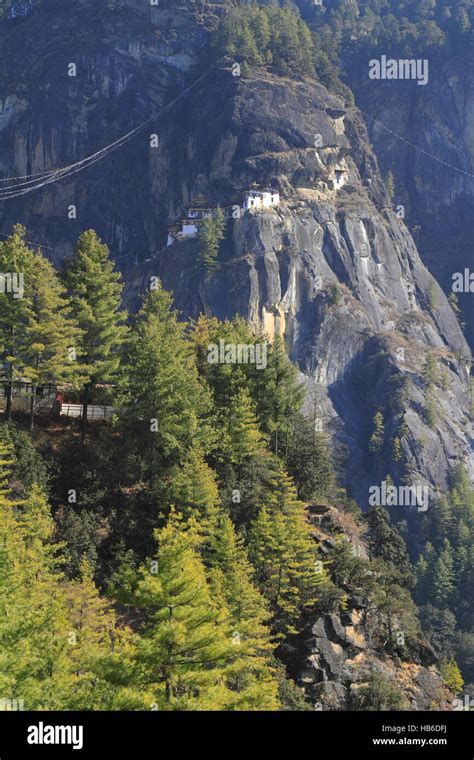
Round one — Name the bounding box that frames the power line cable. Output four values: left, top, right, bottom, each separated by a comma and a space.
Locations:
358, 106, 474, 180
0, 61, 219, 200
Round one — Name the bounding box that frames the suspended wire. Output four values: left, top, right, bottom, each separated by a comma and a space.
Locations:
0, 230, 56, 250
358, 106, 474, 180
0, 62, 219, 200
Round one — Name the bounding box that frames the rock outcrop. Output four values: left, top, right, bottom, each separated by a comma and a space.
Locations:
324, 16, 474, 349
284, 505, 452, 711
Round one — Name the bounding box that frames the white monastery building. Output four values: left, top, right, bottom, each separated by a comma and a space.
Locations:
243, 189, 280, 210
166, 188, 281, 246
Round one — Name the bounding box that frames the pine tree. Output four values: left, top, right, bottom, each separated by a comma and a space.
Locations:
366, 506, 415, 587
167, 446, 220, 526
21, 251, 84, 429
63, 230, 126, 442
120, 284, 212, 478
224, 387, 266, 464
424, 387, 438, 428
422, 352, 440, 387
384, 171, 395, 204
440, 657, 464, 694
253, 336, 304, 456
0, 469, 72, 708
0, 225, 34, 421
432, 538, 455, 606
391, 436, 403, 463
190, 313, 262, 408
430, 495, 454, 545
285, 411, 334, 500
111, 511, 248, 710
63, 559, 135, 710
369, 411, 385, 455
0, 441, 130, 710
415, 553, 429, 602
206, 513, 279, 709
198, 208, 225, 273
249, 466, 327, 635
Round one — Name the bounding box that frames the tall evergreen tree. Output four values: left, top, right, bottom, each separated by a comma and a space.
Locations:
120, 284, 212, 478
21, 251, 84, 429
366, 505, 415, 587
224, 387, 266, 464
0, 226, 34, 421
198, 208, 225, 273
253, 336, 304, 456
285, 411, 334, 500
0, 460, 72, 707
206, 513, 279, 709
63, 230, 126, 442
432, 538, 455, 606
369, 410, 385, 455
111, 511, 265, 710
63, 558, 134, 709
249, 466, 329, 635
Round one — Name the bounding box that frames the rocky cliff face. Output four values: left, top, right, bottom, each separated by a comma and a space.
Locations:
0, 0, 472, 504
325, 24, 474, 350
286, 504, 452, 711
126, 69, 473, 503
0, 0, 215, 265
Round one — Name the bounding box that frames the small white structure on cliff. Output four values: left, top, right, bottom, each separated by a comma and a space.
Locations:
166, 221, 199, 246
243, 189, 280, 210
167, 196, 212, 246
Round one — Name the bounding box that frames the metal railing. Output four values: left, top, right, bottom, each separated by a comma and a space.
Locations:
60, 404, 114, 420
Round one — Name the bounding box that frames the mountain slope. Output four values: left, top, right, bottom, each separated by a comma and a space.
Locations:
0, 0, 472, 504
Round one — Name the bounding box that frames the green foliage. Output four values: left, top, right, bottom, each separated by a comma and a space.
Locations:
422, 352, 440, 387
253, 335, 304, 453
384, 171, 395, 204
63, 230, 126, 441
276, 670, 313, 711
366, 505, 415, 587
415, 470, 474, 684
391, 436, 403, 462
0, 247, 469, 711
198, 208, 225, 273
424, 388, 438, 427
420, 604, 457, 658
222, 387, 267, 464
22, 250, 85, 428
328, 283, 342, 307
0, 442, 122, 709
214, 4, 316, 78
285, 412, 335, 501
109, 511, 279, 710
448, 291, 461, 315
120, 284, 212, 478
369, 411, 385, 455
0, 225, 35, 421
0, 228, 85, 428
0, 424, 49, 494
248, 466, 330, 636
350, 673, 409, 710
440, 657, 464, 694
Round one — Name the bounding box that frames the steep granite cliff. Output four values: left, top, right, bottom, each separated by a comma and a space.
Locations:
0, 0, 472, 505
